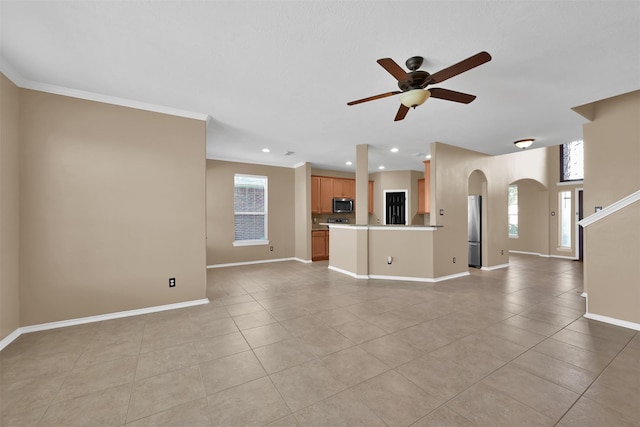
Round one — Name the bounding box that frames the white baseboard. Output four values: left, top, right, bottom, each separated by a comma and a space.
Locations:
509, 250, 577, 260
431, 272, 471, 282
549, 254, 578, 260
0, 298, 209, 352
0, 329, 22, 352
294, 258, 313, 264
207, 257, 297, 269
368, 274, 434, 283
509, 250, 543, 256
580, 292, 587, 298
584, 312, 640, 332
481, 263, 510, 271
327, 265, 368, 279
329, 267, 469, 283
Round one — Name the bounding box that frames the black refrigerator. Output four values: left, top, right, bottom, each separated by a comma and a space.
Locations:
468, 195, 482, 268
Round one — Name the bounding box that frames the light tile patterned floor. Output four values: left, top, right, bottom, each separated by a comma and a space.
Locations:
2, 254, 639, 426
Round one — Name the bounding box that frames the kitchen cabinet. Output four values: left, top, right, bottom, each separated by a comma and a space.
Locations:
369, 180, 374, 214
418, 160, 431, 214
312, 230, 329, 261
333, 178, 355, 199
312, 176, 334, 214
311, 176, 356, 214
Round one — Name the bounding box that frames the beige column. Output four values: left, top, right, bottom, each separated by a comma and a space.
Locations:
355, 144, 369, 225
355, 144, 369, 276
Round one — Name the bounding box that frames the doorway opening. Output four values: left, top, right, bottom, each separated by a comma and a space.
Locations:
384, 190, 407, 225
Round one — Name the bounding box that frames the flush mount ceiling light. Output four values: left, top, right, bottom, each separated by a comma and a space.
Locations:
261, 148, 270, 153
345, 161, 352, 166
399, 89, 431, 108
425, 154, 431, 159
513, 139, 535, 149
378, 165, 385, 170
390, 147, 399, 153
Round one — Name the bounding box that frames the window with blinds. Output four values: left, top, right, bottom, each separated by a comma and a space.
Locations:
233, 174, 268, 246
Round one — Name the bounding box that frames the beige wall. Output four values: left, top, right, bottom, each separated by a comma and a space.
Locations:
206, 160, 295, 265
328, 226, 360, 274
580, 90, 640, 325
18, 89, 207, 326
586, 202, 640, 324
310, 168, 355, 179
368, 228, 434, 278
1, 74, 21, 339
509, 179, 550, 255
431, 142, 550, 276
584, 91, 640, 209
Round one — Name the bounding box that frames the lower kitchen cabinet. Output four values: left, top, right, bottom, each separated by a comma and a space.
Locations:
312, 230, 329, 261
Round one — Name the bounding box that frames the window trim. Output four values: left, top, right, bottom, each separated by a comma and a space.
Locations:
233, 174, 268, 247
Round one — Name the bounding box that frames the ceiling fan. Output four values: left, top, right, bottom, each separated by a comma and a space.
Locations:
347, 51, 492, 121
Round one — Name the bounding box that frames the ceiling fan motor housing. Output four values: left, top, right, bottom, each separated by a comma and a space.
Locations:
398, 70, 432, 92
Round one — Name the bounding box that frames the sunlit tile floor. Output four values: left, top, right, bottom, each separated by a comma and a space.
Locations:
2, 254, 639, 426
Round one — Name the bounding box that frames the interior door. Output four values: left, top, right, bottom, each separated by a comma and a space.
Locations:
386, 192, 406, 225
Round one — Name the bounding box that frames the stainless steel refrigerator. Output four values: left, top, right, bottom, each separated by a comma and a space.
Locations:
468, 195, 482, 268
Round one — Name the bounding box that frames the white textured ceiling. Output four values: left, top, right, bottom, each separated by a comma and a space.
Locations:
1, 1, 639, 172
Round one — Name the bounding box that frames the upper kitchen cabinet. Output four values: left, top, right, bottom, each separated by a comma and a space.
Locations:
333, 178, 355, 199
311, 176, 334, 213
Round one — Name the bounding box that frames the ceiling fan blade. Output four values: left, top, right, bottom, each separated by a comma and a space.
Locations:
394, 104, 410, 121
429, 88, 477, 104
429, 51, 492, 84
347, 91, 402, 106
377, 58, 410, 82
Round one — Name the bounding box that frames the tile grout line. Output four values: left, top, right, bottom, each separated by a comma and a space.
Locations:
550, 330, 637, 426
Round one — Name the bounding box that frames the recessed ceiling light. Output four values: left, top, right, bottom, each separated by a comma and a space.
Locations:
378, 165, 385, 170
425, 154, 431, 159
262, 148, 270, 153
345, 161, 352, 166
390, 147, 399, 153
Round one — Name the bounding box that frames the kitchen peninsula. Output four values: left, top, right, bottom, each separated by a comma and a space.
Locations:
327, 223, 449, 282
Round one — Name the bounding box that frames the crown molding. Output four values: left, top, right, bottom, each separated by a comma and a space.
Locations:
0, 61, 209, 122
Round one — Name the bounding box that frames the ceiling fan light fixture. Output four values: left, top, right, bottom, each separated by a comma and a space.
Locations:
514, 139, 535, 149
400, 89, 430, 108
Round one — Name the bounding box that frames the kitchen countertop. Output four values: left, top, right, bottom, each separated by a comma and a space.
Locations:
328, 223, 442, 227
313, 223, 443, 230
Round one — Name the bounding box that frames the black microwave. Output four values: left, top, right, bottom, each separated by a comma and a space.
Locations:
333, 198, 354, 213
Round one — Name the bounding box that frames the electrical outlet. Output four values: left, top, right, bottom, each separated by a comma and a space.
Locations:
169, 278, 176, 288
453, 257, 456, 263
269, 246, 274, 251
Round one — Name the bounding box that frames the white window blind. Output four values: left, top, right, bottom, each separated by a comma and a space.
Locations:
234, 174, 268, 246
